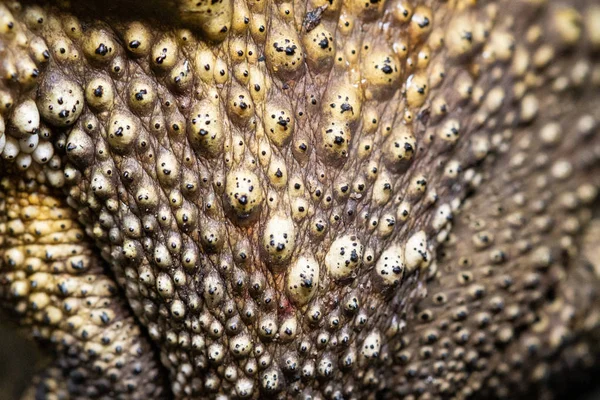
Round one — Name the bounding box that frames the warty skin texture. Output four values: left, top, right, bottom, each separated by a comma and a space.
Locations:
0, 0, 600, 399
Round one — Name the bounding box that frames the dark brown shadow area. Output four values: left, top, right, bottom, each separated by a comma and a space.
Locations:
0, 315, 45, 400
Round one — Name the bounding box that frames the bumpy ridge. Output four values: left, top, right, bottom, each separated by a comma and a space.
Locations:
0, 175, 166, 399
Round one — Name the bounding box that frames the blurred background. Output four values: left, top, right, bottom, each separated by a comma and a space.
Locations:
0, 319, 41, 400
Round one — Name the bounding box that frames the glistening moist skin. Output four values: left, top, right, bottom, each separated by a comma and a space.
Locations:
0, 0, 600, 399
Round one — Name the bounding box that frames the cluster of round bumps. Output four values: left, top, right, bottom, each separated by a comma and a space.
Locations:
0, 0, 599, 399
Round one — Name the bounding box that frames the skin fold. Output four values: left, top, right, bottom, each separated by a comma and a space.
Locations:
0, 0, 599, 399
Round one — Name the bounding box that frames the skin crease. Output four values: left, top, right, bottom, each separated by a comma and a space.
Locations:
0, 0, 599, 399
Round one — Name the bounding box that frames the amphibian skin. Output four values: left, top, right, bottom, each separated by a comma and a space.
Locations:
0, 0, 599, 398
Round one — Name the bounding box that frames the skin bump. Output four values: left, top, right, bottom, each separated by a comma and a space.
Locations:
0, 0, 599, 399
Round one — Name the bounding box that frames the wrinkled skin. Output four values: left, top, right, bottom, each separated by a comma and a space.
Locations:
0, 0, 600, 399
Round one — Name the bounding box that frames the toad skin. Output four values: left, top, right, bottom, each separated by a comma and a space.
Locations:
0, 0, 600, 399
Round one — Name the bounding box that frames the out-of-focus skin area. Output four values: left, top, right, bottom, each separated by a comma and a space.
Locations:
1, 0, 600, 399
